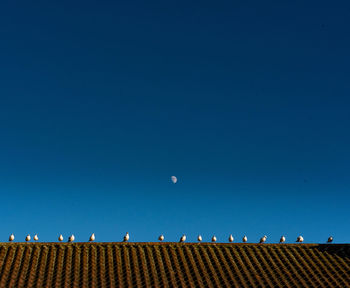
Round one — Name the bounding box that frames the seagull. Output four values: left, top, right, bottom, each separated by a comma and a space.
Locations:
158, 235, 164, 241
296, 236, 304, 243
180, 235, 186, 243
25, 234, 31, 242
259, 235, 267, 244
68, 235, 75, 242
229, 235, 234, 242
58, 235, 64, 242
197, 235, 202, 242
89, 233, 95, 242
9, 234, 15, 242
212, 236, 217, 242
280, 236, 286, 243
33, 234, 39, 241
327, 236, 333, 243
123, 232, 129, 242
242, 235, 248, 243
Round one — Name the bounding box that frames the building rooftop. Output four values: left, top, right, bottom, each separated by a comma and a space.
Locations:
0, 242, 349, 287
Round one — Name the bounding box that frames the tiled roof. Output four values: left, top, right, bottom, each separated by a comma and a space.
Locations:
0, 242, 349, 287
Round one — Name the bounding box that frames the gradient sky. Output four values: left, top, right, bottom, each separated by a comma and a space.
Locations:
0, 0, 349, 244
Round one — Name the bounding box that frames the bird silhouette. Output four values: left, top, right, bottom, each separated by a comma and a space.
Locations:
25, 235, 31, 242
229, 235, 234, 242
280, 236, 286, 243
212, 236, 217, 242
90, 233, 95, 242
9, 234, 15, 242
296, 236, 304, 243
58, 235, 64, 242
327, 236, 333, 243
242, 235, 248, 243
68, 235, 75, 242
197, 235, 202, 242
123, 232, 129, 242
158, 235, 164, 241
259, 235, 267, 244
33, 234, 39, 241
180, 235, 186, 243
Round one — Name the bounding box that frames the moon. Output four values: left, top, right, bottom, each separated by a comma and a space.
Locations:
171, 176, 177, 184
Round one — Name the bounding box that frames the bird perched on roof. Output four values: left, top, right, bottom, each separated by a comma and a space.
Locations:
68, 235, 75, 242
9, 234, 15, 242
123, 232, 129, 242
280, 236, 286, 244
158, 235, 164, 242
259, 235, 267, 244
242, 235, 248, 243
33, 234, 39, 241
180, 235, 186, 243
197, 235, 202, 242
90, 233, 95, 242
58, 235, 64, 242
296, 236, 304, 243
229, 235, 234, 242
25, 234, 31, 242
327, 236, 333, 243
212, 236, 217, 242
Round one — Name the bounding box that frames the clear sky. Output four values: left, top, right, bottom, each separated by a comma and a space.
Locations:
0, 0, 349, 244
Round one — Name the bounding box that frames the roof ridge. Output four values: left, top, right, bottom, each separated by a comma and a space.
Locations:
0, 242, 349, 246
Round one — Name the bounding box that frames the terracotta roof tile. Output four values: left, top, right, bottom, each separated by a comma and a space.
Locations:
0, 242, 349, 287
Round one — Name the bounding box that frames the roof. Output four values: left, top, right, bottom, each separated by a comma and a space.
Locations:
0, 242, 349, 287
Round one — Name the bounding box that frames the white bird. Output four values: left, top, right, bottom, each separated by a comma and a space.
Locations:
242, 235, 248, 243
259, 235, 267, 244
9, 234, 15, 242
158, 235, 164, 241
280, 236, 286, 243
171, 176, 177, 184
327, 236, 333, 243
90, 233, 95, 242
58, 235, 64, 242
180, 235, 186, 242
212, 236, 217, 242
33, 234, 39, 241
197, 235, 202, 242
229, 235, 234, 242
25, 234, 31, 242
296, 236, 304, 243
68, 235, 75, 242
123, 232, 129, 242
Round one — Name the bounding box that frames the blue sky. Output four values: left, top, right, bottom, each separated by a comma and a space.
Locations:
0, 0, 349, 243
